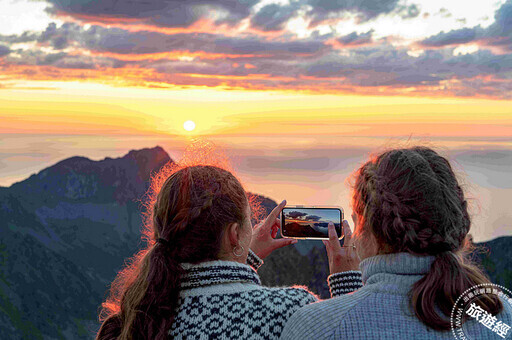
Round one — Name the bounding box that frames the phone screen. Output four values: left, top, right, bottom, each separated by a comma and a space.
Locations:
281, 207, 343, 240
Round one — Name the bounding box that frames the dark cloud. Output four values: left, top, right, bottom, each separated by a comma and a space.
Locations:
2, 46, 125, 70
25, 22, 329, 58
45, 0, 259, 27
287, 211, 308, 219
250, 3, 299, 31
305, 215, 321, 221
489, 0, 512, 36
306, 0, 400, 23
0, 22, 328, 63
302, 46, 512, 89
0, 45, 11, 57
0, 31, 38, 44
37, 22, 79, 50
485, 0, 512, 49
420, 0, 512, 51
53, 57, 97, 69
398, 4, 420, 19
44, 0, 408, 29
337, 30, 374, 46
420, 27, 480, 47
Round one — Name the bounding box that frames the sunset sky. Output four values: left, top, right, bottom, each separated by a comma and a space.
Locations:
1, 0, 511, 137
1, 0, 511, 241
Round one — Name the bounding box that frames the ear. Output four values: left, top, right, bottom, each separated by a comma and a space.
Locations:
226, 222, 240, 246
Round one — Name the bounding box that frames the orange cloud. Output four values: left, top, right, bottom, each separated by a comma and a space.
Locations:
83, 50, 262, 61
56, 14, 271, 39
1, 62, 511, 101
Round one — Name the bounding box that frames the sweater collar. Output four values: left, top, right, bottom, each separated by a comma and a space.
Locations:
360, 252, 435, 285
180, 260, 261, 289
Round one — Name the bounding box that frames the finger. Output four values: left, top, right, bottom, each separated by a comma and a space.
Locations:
343, 220, 353, 243
328, 222, 343, 252
266, 200, 287, 228
271, 217, 281, 230
272, 237, 297, 250
271, 225, 278, 238
253, 221, 263, 230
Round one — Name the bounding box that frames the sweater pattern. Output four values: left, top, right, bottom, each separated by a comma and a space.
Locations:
169, 260, 317, 339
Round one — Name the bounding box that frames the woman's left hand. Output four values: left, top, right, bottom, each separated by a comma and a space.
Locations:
250, 200, 297, 259
323, 220, 360, 274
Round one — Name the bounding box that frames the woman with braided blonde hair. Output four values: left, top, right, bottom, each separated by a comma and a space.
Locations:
281, 146, 512, 340
96, 163, 361, 340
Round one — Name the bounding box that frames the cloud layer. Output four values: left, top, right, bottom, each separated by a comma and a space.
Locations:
0, 0, 511, 98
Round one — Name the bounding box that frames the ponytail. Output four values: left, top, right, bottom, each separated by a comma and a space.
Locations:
411, 251, 502, 330
129, 244, 183, 339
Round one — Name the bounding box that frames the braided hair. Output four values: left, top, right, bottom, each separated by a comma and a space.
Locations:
96, 165, 249, 340
352, 146, 502, 331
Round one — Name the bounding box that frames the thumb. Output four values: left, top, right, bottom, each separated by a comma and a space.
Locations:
271, 238, 297, 251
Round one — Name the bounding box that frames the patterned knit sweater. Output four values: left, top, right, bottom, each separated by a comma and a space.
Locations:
280, 252, 512, 340
168, 251, 363, 339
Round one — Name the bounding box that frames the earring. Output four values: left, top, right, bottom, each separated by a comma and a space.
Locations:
233, 245, 244, 257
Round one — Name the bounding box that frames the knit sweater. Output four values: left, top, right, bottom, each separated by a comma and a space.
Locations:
168, 251, 363, 339
280, 252, 512, 340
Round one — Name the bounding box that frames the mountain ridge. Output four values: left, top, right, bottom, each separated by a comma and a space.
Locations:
0, 146, 510, 339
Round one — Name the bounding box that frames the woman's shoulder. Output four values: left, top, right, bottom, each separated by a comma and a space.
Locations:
280, 288, 373, 340
248, 284, 319, 306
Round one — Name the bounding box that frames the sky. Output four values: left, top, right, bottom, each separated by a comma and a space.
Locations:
0, 0, 511, 241
0, 0, 511, 98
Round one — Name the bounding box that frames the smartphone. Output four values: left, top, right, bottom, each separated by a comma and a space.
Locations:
281, 206, 344, 241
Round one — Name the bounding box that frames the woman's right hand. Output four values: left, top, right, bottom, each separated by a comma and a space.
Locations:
323, 220, 360, 274
250, 200, 297, 259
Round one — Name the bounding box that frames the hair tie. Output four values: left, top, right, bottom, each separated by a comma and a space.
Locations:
156, 237, 173, 249
434, 242, 454, 255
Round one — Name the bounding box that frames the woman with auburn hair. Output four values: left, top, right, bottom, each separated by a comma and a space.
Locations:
96, 164, 362, 340
281, 146, 512, 340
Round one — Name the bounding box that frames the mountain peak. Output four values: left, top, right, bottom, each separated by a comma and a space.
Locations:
124, 146, 167, 160
10, 146, 173, 203
123, 146, 170, 179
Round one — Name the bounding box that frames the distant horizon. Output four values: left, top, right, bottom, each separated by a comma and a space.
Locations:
2, 139, 510, 244
2, 133, 511, 187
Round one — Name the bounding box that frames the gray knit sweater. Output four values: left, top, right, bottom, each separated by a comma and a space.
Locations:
168, 251, 363, 339
280, 252, 512, 340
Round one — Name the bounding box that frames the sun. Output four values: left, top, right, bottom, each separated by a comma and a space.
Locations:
183, 120, 196, 132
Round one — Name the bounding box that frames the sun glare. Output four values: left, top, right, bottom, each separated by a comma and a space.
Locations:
183, 120, 196, 131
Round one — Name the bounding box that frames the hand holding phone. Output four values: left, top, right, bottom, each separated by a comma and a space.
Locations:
323, 220, 360, 274
250, 200, 297, 259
